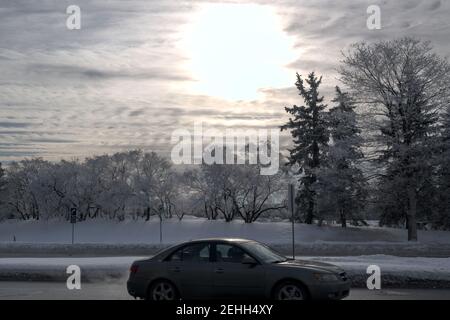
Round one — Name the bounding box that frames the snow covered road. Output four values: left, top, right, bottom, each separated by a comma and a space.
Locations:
0, 281, 449, 300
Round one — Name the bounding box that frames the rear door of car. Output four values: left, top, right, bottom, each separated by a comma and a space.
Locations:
165, 242, 214, 299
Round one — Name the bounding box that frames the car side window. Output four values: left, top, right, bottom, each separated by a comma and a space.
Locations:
167, 243, 210, 262
215, 244, 251, 263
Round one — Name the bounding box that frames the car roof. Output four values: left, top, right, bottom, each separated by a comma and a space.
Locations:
182, 238, 253, 244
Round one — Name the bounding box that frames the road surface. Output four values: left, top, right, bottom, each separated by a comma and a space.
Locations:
0, 281, 449, 300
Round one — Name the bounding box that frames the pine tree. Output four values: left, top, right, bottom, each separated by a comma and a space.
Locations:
316, 87, 367, 227
281, 72, 329, 224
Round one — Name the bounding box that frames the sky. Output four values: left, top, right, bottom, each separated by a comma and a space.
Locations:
0, 0, 449, 162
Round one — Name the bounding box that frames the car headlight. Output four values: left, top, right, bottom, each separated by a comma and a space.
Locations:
313, 273, 339, 282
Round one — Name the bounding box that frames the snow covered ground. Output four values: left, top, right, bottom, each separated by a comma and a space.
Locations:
0, 255, 448, 288
1, 216, 450, 244
1, 216, 450, 257
1, 217, 448, 288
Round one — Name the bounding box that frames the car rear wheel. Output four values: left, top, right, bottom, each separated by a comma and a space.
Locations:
147, 280, 178, 301
273, 281, 308, 300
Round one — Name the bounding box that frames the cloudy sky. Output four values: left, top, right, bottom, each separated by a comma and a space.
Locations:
0, 0, 449, 162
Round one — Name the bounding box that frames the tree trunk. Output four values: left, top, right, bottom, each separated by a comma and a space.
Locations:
340, 209, 347, 228
407, 186, 418, 241
204, 203, 209, 220
305, 199, 314, 224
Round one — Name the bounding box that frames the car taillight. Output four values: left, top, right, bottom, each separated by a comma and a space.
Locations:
130, 265, 139, 274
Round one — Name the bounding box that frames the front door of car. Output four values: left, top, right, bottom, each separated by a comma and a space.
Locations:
165, 242, 213, 299
212, 243, 266, 298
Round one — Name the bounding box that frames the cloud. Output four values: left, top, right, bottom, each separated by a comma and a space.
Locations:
0, 122, 33, 128
128, 109, 146, 117
428, 1, 441, 10
0, 0, 449, 162
29, 138, 78, 144
26, 63, 193, 82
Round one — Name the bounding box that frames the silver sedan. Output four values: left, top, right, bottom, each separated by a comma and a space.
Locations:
127, 238, 350, 300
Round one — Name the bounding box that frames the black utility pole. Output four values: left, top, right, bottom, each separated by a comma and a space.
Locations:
70, 207, 77, 244
288, 184, 296, 259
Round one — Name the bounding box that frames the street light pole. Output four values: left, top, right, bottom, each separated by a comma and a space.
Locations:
160, 216, 162, 244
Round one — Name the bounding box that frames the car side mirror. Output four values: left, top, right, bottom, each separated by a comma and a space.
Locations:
242, 256, 257, 266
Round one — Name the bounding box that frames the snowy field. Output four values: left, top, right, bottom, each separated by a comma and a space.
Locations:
1, 216, 450, 257
0, 255, 449, 288
1, 216, 450, 244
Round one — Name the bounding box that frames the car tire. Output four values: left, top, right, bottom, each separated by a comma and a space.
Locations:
273, 281, 309, 300
147, 280, 179, 301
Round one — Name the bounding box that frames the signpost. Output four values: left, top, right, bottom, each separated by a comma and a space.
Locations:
288, 184, 296, 260
70, 207, 77, 244
159, 205, 164, 244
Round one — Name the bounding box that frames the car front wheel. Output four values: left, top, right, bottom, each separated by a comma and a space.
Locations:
147, 280, 179, 301
273, 281, 308, 300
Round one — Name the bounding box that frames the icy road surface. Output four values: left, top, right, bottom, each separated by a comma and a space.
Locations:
0, 281, 449, 300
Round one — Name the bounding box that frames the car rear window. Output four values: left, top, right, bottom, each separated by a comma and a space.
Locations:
167, 243, 210, 262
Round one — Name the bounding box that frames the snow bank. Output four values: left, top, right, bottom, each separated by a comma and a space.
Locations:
302, 255, 450, 288
0, 256, 135, 282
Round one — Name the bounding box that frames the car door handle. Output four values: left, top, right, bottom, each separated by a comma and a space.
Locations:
171, 266, 181, 272
214, 268, 224, 274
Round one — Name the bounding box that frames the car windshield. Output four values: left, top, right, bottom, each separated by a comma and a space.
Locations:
240, 241, 288, 264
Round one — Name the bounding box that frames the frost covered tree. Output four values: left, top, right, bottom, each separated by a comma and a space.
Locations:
230, 164, 286, 223
89, 152, 136, 220
132, 151, 176, 221
316, 87, 367, 227
281, 72, 329, 224
435, 107, 450, 229
339, 38, 450, 240
1, 150, 180, 222
186, 162, 286, 223
5, 159, 53, 220
185, 164, 237, 221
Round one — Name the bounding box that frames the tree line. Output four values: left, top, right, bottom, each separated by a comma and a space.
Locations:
0, 151, 287, 224
283, 38, 450, 240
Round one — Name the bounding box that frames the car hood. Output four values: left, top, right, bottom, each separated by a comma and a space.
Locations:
276, 259, 343, 273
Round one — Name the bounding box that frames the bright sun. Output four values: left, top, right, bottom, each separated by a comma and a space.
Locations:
180, 3, 297, 101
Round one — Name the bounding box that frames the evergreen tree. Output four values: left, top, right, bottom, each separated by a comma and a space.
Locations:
281, 72, 329, 224
316, 87, 367, 227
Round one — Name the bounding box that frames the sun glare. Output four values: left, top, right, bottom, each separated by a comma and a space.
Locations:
180, 3, 297, 101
